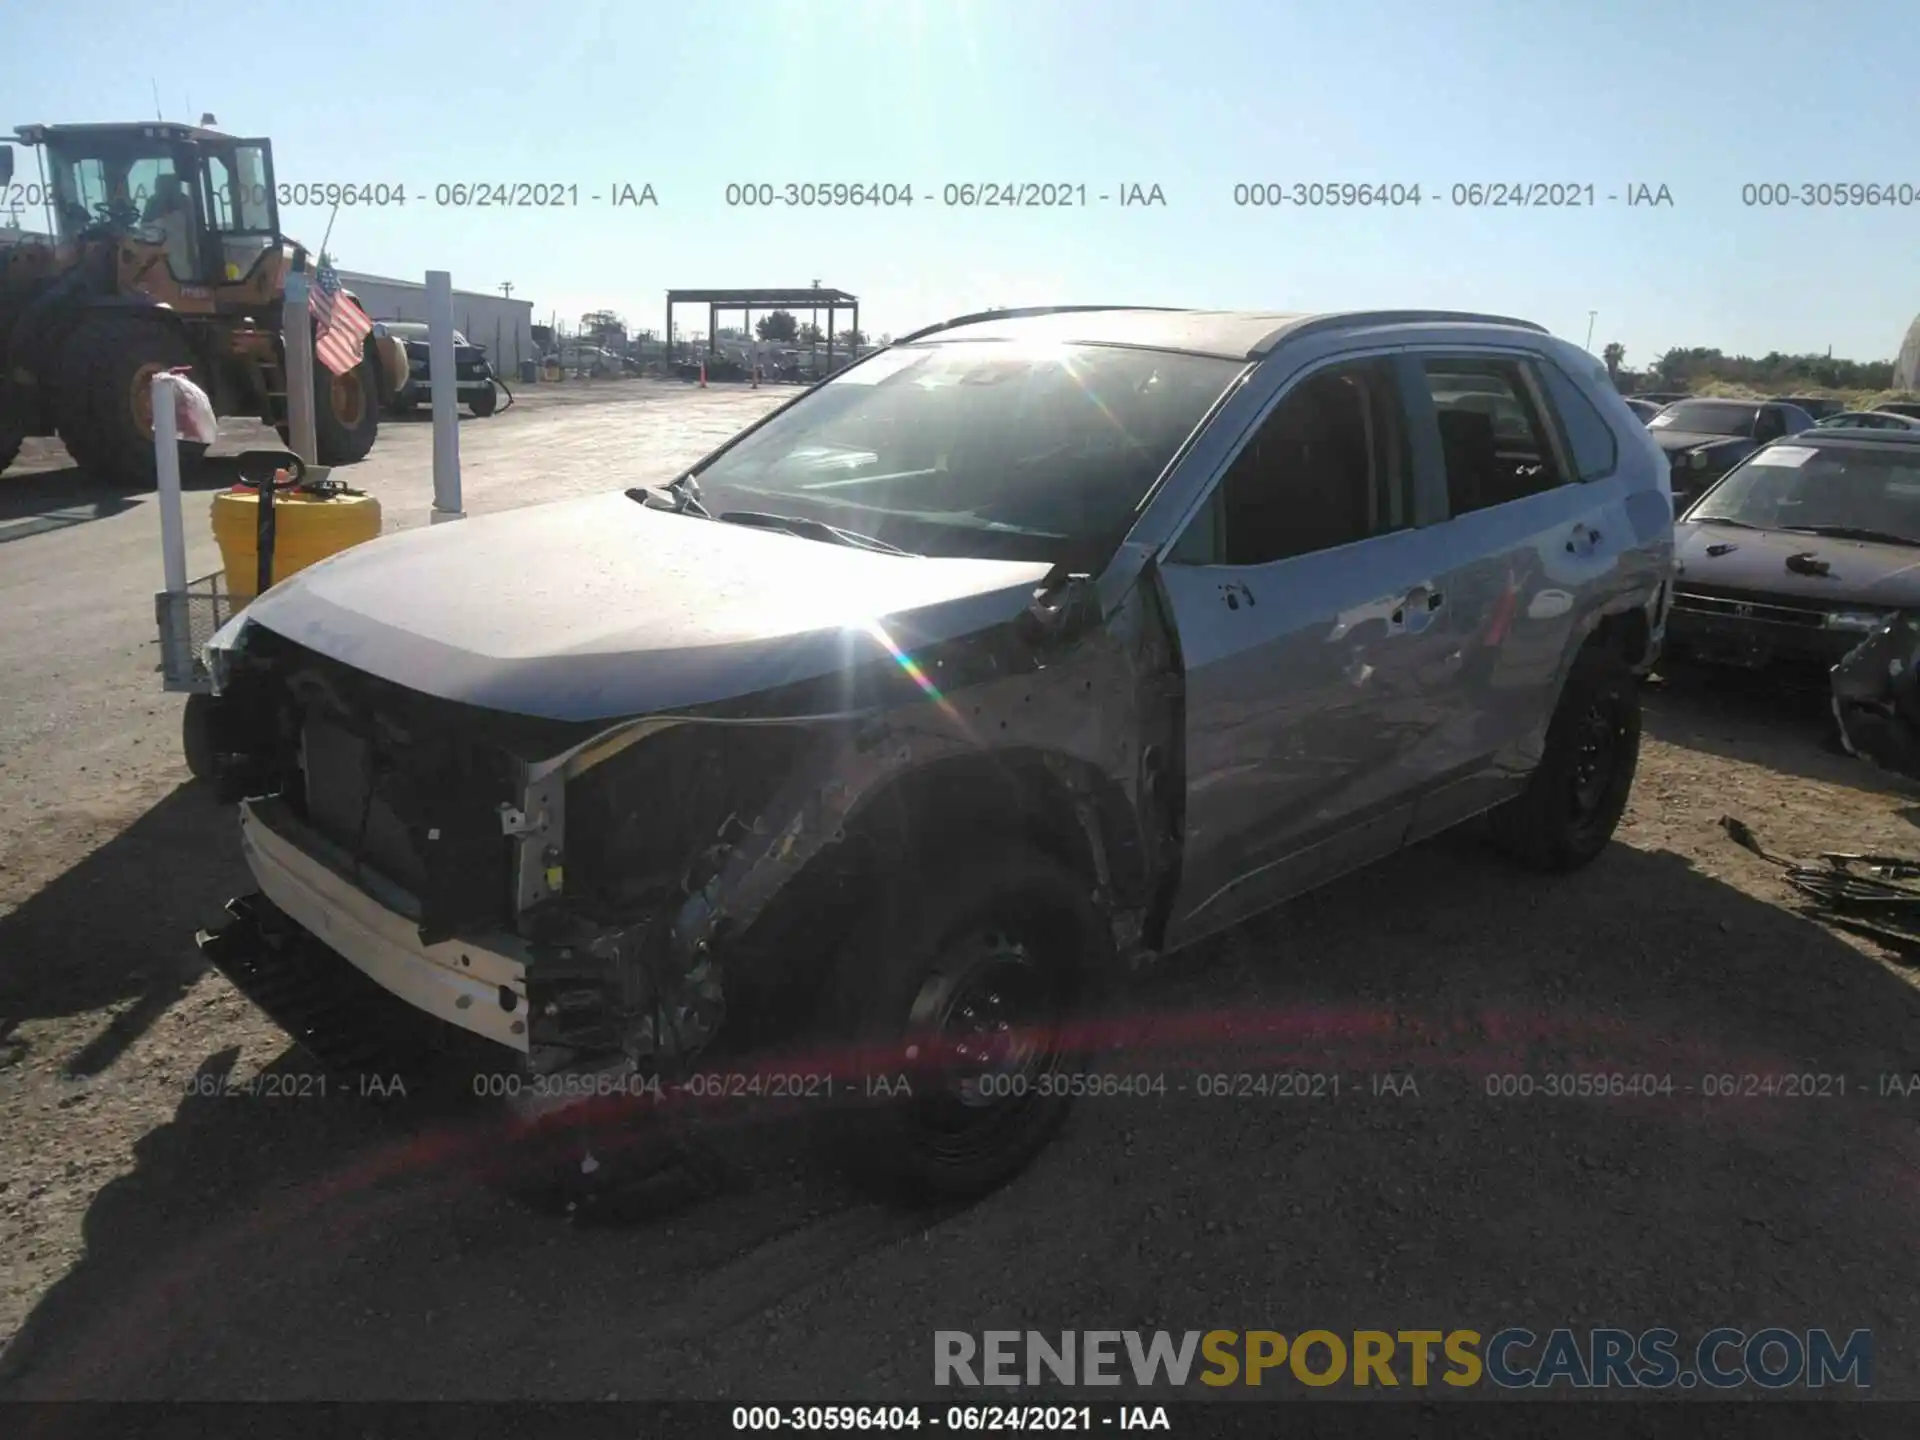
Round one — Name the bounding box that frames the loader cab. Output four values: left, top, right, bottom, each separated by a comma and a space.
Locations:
21, 122, 282, 290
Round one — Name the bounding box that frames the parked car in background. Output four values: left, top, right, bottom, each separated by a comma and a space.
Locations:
550, 344, 623, 377
1771, 395, 1846, 421
373, 321, 500, 417
1634, 390, 1693, 406
1624, 398, 1664, 424
195, 305, 1673, 1203
1874, 402, 1920, 421
1648, 398, 1814, 511
1815, 411, 1920, 432
1667, 428, 1920, 674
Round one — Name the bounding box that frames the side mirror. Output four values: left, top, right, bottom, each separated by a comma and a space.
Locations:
0, 145, 13, 187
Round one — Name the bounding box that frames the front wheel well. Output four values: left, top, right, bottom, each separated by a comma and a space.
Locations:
841, 749, 1142, 902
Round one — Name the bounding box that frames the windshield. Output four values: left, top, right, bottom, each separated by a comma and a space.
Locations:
685, 339, 1245, 564
1649, 401, 1759, 436
1688, 443, 1920, 544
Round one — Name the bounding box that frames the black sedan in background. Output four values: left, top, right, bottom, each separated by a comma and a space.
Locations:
372, 321, 500, 417
1648, 398, 1814, 510
1666, 429, 1920, 673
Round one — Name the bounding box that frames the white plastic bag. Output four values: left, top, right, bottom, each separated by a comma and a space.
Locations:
164, 367, 219, 445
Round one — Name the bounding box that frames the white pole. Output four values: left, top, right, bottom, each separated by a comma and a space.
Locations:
427, 270, 464, 522
282, 273, 318, 465
153, 372, 187, 595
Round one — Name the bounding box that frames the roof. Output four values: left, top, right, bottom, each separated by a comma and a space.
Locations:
337, 270, 532, 310
15, 121, 227, 145
667, 288, 858, 306
892, 306, 1548, 359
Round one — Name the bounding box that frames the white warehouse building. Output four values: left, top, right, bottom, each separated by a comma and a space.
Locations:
338, 270, 536, 375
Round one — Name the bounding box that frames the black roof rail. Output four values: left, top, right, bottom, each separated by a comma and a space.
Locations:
893, 305, 1192, 345
1284, 310, 1550, 341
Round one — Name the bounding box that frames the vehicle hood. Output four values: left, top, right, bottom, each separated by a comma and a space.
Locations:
1652, 429, 1753, 456
403, 338, 487, 367
243, 492, 1056, 721
1675, 521, 1920, 605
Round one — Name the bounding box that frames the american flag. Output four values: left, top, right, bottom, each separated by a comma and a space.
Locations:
309, 259, 372, 376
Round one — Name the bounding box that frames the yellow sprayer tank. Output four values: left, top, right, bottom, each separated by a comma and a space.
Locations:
212, 481, 382, 603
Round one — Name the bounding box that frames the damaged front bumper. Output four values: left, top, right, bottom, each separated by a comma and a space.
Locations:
237, 795, 532, 1052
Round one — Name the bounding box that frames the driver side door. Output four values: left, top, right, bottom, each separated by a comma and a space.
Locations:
1154, 352, 1467, 950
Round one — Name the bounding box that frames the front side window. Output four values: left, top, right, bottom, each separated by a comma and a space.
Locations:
1168, 358, 1412, 567
688, 339, 1244, 564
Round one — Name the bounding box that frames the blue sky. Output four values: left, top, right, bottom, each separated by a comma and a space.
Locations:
4, 0, 1914, 364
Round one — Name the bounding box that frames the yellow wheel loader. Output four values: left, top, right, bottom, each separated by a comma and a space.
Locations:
0, 122, 407, 486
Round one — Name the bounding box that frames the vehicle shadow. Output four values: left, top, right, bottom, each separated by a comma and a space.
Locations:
0, 783, 242, 1076
0, 456, 256, 544
7, 819, 1920, 1399
1644, 665, 1920, 797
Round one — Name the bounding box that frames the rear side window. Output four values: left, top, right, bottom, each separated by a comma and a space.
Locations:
1535, 361, 1619, 481
1420, 358, 1567, 518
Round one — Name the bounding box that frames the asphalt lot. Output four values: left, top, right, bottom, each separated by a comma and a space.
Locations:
3, 378, 1920, 1403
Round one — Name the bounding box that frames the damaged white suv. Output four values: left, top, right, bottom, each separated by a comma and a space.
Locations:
198, 306, 1674, 1202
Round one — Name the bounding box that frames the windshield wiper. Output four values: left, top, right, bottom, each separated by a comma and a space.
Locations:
716, 510, 915, 555
1781, 524, 1920, 548
1690, 516, 1764, 529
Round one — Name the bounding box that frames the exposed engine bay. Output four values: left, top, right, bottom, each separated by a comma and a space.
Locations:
205, 573, 1180, 1094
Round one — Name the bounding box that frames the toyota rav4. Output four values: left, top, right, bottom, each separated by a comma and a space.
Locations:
196, 306, 1675, 1202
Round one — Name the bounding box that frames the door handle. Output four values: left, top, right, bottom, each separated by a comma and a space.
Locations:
1389, 588, 1445, 633
1566, 523, 1602, 555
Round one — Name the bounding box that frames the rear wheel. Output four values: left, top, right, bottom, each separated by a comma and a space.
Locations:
818, 846, 1104, 1203
1488, 646, 1642, 872
468, 382, 497, 417
55, 315, 209, 488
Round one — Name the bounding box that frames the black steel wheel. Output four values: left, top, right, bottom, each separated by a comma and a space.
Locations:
820, 846, 1106, 1203
1489, 645, 1642, 872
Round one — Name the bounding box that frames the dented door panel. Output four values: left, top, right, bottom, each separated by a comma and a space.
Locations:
1155, 520, 1469, 950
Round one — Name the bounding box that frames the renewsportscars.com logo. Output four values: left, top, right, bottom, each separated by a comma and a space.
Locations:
934, 1328, 1873, 1391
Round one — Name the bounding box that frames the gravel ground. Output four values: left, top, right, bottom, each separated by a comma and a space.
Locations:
2, 382, 1918, 1402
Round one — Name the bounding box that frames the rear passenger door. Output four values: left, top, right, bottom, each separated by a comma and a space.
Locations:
1397, 349, 1622, 841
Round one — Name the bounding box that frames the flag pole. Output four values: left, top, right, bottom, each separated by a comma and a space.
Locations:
316, 197, 342, 264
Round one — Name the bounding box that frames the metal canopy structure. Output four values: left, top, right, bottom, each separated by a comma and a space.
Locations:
665, 285, 859, 368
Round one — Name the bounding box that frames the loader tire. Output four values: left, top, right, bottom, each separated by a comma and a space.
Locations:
55, 314, 208, 489
306, 337, 380, 465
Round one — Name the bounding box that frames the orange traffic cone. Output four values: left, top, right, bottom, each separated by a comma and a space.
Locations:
698, 361, 707, 388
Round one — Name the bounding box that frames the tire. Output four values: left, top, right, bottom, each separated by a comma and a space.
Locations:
818, 846, 1107, 1204
309, 346, 380, 465
54, 314, 209, 488
468, 382, 497, 417
1488, 645, 1642, 872
0, 422, 21, 477
182, 693, 220, 781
